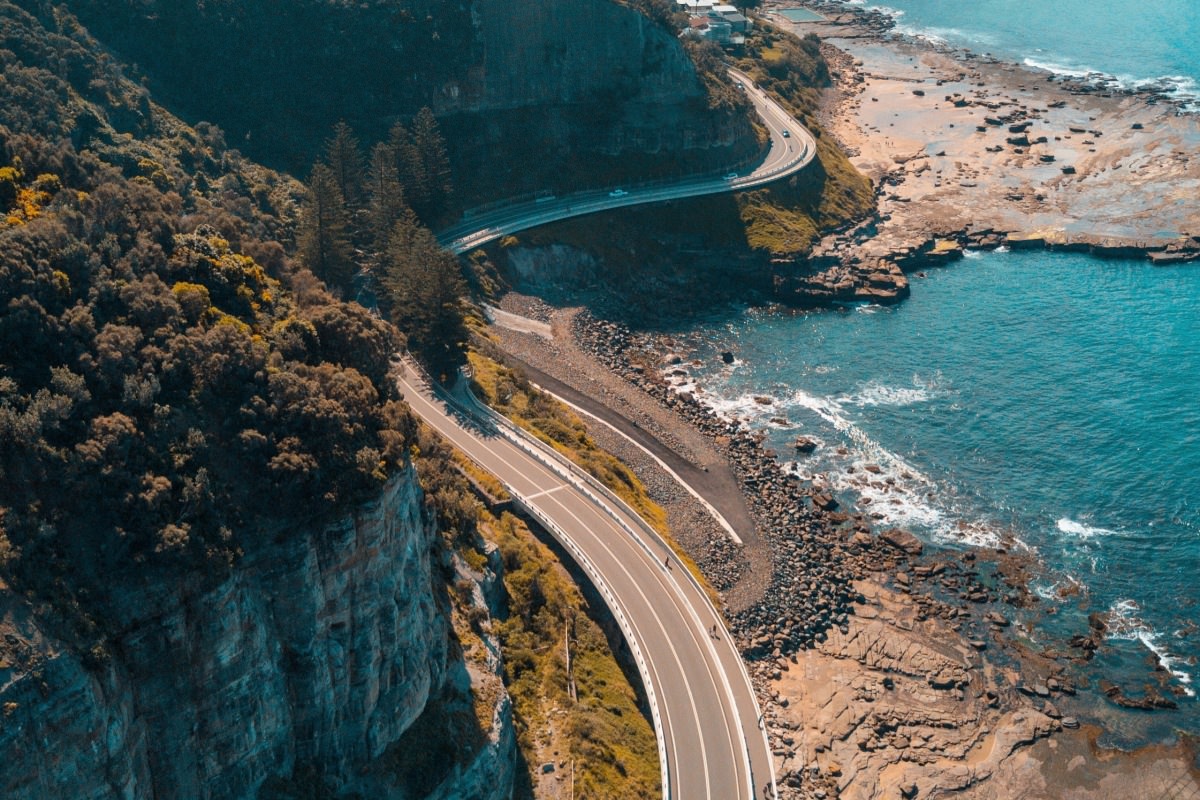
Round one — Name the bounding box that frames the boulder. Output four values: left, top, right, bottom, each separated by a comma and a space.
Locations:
880, 528, 924, 556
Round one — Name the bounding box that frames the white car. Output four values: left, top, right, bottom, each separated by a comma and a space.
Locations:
608, 189, 628, 198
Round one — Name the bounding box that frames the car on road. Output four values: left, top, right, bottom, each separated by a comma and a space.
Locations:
723, 172, 738, 181
608, 189, 628, 198
782, 129, 790, 138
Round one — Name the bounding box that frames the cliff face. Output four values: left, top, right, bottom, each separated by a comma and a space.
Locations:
0, 467, 505, 799
62, 0, 754, 198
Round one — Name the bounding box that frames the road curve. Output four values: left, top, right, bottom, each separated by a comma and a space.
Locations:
437, 67, 817, 255
396, 360, 776, 799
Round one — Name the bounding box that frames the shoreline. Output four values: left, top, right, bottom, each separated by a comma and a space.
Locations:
488, 298, 1199, 797
758, 0, 1200, 308
478, 11, 1200, 793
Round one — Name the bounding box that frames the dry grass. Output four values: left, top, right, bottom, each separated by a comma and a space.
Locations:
483, 511, 661, 799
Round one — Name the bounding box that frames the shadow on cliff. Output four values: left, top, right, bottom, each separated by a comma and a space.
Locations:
483, 192, 786, 329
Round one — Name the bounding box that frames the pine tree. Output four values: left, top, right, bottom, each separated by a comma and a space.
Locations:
365, 141, 414, 252
297, 163, 355, 292
411, 107, 453, 219
387, 121, 427, 216
324, 121, 364, 207
381, 215, 466, 377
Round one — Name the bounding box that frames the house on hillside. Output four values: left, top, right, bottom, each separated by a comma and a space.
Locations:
682, 11, 748, 45
712, 4, 752, 32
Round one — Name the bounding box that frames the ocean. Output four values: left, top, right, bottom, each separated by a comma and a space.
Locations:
675, 249, 1200, 735
837, 0, 1200, 107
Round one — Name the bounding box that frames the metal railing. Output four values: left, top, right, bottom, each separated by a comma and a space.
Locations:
402, 357, 673, 797
437, 69, 816, 257
452, 370, 774, 800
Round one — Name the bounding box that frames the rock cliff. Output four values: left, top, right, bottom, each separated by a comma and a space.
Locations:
62, 0, 755, 197
0, 466, 512, 799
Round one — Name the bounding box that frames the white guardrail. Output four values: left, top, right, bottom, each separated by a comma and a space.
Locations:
403, 354, 775, 799
402, 357, 678, 796
438, 69, 815, 258
452, 376, 770, 800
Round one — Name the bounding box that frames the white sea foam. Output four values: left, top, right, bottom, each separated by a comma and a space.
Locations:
893, 24, 994, 48
1107, 599, 1196, 697
1023, 59, 1200, 110
703, 391, 780, 428
1056, 517, 1119, 540
779, 387, 1006, 546
841, 378, 941, 408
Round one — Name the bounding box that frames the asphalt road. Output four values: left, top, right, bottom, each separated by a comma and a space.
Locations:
437, 68, 817, 255
396, 361, 776, 799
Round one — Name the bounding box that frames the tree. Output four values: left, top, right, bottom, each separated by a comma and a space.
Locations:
380, 215, 467, 377
365, 141, 414, 251
324, 121, 364, 207
388, 121, 426, 216
297, 163, 355, 292
411, 107, 453, 220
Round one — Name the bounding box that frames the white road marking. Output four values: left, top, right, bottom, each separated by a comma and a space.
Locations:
399, 371, 752, 797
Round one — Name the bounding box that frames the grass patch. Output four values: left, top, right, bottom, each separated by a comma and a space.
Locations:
733, 24, 875, 248
484, 510, 661, 799
467, 350, 720, 608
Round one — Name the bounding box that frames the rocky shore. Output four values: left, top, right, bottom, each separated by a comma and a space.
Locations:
762, 0, 1200, 308
477, 8, 1200, 794
487, 298, 1200, 798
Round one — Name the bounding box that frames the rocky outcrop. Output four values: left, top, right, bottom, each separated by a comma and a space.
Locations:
760, 582, 1060, 800
775, 257, 910, 306
0, 466, 511, 799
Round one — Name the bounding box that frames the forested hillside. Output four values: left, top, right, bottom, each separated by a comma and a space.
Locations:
0, 2, 415, 644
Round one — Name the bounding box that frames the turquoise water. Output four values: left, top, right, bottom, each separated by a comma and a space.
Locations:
836, 0, 1200, 105
681, 250, 1200, 726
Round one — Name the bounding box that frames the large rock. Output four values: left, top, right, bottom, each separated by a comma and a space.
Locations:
880, 528, 924, 556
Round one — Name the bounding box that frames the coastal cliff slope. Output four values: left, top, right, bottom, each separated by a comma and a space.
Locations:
0, 3, 514, 796
0, 471, 485, 799
62, 0, 758, 201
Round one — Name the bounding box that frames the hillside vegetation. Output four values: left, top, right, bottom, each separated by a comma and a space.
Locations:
0, 2, 420, 647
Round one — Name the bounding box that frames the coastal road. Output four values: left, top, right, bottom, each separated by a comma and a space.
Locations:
396, 361, 776, 799
437, 67, 817, 255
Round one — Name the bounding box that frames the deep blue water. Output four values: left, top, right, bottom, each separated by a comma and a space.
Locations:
837, 0, 1200, 105
679, 250, 1200, 728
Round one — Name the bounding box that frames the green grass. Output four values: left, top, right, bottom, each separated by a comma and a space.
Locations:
484, 510, 661, 798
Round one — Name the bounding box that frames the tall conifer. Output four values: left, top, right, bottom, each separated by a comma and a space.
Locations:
298, 163, 355, 292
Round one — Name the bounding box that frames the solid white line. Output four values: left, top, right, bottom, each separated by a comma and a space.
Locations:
403, 371, 744, 797
399, 373, 693, 792
539, 493, 714, 798
530, 381, 744, 544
